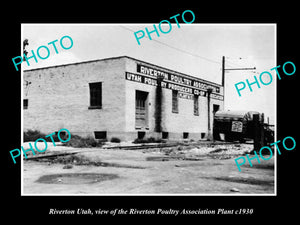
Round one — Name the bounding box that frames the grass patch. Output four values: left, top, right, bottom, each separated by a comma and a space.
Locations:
24, 130, 104, 148
62, 135, 104, 148
133, 137, 166, 144
24, 129, 60, 142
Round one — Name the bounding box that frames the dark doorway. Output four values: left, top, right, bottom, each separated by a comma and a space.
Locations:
136, 90, 149, 129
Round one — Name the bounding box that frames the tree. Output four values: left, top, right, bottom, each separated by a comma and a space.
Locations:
23, 39, 29, 60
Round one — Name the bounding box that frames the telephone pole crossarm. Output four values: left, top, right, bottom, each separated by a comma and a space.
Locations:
224, 67, 256, 71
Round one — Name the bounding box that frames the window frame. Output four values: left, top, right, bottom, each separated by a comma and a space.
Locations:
183, 132, 189, 139
172, 90, 179, 113
194, 94, 199, 116
23, 99, 28, 110
94, 131, 107, 140
88, 82, 102, 109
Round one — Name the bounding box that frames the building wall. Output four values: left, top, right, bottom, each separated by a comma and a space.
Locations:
124, 57, 224, 141
23, 57, 126, 138
23, 56, 224, 141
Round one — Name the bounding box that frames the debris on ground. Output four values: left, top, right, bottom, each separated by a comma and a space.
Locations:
157, 143, 253, 160
23, 140, 275, 194
230, 188, 240, 192
63, 164, 73, 169
23, 140, 254, 166
32, 153, 146, 169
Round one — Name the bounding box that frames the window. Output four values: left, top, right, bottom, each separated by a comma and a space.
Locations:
23, 99, 28, 109
201, 133, 206, 139
213, 104, 220, 115
94, 131, 107, 140
137, 131, 146, 139
162, 132, 169, 139
183, 132, 189, 139
172, 90, 178, 113
194, 95, 199, 116
89, 82, 102, 109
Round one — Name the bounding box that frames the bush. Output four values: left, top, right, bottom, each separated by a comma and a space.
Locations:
24, 130, 45, 142
147, 137, 156, 143
132, 138, 148, 144
24, 129, 60, 142
148, 137, 165, 143
24, 130, 103, 148
62, 135, 104, 148
110, 137, 121, 143
132, 137, 165, 144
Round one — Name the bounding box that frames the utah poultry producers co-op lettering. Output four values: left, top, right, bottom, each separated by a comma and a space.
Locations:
126, 64, 223, 101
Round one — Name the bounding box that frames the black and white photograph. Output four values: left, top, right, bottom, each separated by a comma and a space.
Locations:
20, 23, 276, 195
3, 4, 298, 222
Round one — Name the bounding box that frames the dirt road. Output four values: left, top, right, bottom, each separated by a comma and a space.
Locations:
22, 143, 275, 195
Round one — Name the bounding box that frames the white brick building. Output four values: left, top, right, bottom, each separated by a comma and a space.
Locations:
23, 56, 224, 141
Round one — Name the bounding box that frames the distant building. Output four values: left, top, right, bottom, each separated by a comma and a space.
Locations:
23, 56, 224, 141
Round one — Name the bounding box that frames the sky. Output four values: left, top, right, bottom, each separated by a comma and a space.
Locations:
22, 23, 276, 124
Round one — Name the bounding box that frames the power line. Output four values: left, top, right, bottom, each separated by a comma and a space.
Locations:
224, 61, 239, 69
119, 25, 221, 65
225, 57, 249, 68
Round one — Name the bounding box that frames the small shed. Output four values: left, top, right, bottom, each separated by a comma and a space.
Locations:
213, 110, 261, 142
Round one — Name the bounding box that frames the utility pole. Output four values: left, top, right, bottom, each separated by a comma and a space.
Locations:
206, 88, 213, 141
221, 56, 256, 109
155, 74, 164, 133
252, 113, 265, 153
222, 56, 225, 87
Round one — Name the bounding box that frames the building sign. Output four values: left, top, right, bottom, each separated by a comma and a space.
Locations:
231, 121, 243, 133
125, 72, 223, 101
178, 92, 194, 100
136, 64, 221, 94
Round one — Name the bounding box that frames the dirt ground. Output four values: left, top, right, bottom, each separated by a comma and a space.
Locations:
22, 142, 275, 195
